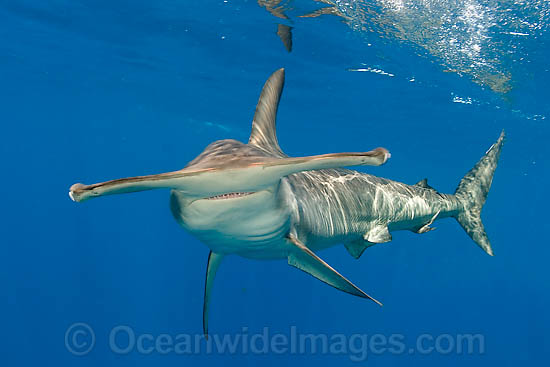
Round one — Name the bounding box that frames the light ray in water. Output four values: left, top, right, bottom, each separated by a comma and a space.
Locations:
269, 0, 549, 94
324, 0, 550, 93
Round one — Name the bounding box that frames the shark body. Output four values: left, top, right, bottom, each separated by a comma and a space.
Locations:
70, 69, 504, 335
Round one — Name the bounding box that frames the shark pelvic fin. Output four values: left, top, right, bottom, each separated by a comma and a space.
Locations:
248, 68, 287, 158
414, 210, 440, 234
363, 225, 392, 243
344, 240, 375, 259
203, 251, 224, 338
286, 234, 382, 305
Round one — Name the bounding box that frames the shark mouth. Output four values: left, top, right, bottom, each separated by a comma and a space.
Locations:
205, 192, 255, 200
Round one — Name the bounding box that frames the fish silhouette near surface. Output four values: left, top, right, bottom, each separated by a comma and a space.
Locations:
70, 69, 504, 336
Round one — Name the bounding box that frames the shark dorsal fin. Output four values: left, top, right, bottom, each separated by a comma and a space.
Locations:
248, 68, 287, 158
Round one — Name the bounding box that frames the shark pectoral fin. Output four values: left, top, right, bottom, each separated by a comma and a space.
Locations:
344, 240, 375, 259
363, 225, 392, 243
414, 210, 440, 234
286, 235, 382, 305
203, 251, 224, 338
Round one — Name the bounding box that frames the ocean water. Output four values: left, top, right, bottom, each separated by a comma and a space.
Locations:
2, 0, 549, 366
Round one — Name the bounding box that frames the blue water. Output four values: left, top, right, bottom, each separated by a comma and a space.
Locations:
2, 0, 549, 365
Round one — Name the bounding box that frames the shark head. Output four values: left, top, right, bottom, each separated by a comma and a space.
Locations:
69, 68, 390, 205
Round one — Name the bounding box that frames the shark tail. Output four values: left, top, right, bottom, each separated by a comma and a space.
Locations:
454, 131, 505, 256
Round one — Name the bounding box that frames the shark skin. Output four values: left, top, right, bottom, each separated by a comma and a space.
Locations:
69, 68, 504, 336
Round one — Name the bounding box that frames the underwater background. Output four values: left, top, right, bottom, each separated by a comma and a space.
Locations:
1, 0, 549, 365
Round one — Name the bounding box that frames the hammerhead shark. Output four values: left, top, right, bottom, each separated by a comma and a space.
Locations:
69, 68, 504, 335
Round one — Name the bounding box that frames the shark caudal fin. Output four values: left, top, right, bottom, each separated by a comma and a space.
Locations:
454, 131, 505, 256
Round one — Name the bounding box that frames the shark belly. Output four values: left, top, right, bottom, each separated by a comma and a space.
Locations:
170, 180, 297, 259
